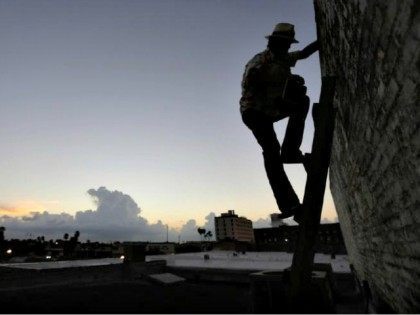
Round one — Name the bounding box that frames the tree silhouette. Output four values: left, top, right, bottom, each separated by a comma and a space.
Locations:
0, 227, 5, 243
74, 231, 80, 242
63, 233, 70, 256
197, 228, 206, 241
0, 227, 5, 259
204, 231, 213, 241
67, 230, 81, 256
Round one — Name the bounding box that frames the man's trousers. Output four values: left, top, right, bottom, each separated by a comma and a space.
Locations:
241, 96, 309, 212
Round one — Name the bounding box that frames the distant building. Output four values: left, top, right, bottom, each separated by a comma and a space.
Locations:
253, 222, 346, 254
214, 210, 255, 243
146, 242, 176, 254
45, 246, 64, 258
269, 213, 287, 227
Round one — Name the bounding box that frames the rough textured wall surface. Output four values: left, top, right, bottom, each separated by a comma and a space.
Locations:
314, 0, 419, 312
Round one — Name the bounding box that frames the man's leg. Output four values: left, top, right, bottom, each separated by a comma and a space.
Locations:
242, 110, 300, 212
281, 95, 310, 161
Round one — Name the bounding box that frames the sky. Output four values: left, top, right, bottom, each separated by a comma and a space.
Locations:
0, 0, 337, 241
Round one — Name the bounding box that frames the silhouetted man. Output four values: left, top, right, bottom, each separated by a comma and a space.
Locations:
240, 23, 318, 221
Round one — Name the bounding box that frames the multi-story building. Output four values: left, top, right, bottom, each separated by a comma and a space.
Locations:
146, 242, 176, 254
253, 222, 346, 254
214, 210, 255, 243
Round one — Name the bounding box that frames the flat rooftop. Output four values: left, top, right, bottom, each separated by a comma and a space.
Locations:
0, 251, 350, 273
0, 257, 123, 270
148, 251, 351, 273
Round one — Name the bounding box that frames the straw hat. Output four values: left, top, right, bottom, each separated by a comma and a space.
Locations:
265, 23, 299, 43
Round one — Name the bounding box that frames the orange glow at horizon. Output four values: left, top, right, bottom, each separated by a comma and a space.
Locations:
0, 200, 61, 217
0, 205, 31, 217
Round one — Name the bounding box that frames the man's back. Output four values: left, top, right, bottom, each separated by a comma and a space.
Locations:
240, 49, 305, 121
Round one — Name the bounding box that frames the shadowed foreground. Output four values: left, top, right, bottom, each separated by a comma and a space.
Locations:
0, 257, 363, 313
2, 280, 250, 314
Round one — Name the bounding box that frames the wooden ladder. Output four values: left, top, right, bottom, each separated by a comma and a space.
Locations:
289, 75, 337, 307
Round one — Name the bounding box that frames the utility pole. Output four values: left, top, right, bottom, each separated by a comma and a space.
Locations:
166, 224, 169, 243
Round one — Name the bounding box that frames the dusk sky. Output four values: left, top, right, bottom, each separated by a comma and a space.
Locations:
0, 0, 337, 240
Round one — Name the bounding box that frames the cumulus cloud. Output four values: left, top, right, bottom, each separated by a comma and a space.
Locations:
252, 215, 297, 228
72, 187, 168, 241
0, 211, 75, 239
0, 187, 217, 242
252, 213, 338, 229
76, 187, 140, 224
321, 216, 338, 224
179, 219, 200, 241
2, 187, 327, 242
252, 217, 272, 228
178, 212, 216, 242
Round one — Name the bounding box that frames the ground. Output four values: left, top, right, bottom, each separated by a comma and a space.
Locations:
0, 251, 363, 313
2, 280, 251, 313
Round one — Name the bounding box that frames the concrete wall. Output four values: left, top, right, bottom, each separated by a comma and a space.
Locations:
314, 0, 419, 312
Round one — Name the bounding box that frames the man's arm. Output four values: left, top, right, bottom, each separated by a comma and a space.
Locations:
298, 40, 319, 59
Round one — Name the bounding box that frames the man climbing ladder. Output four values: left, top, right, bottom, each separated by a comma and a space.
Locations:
240, 23, 319, 222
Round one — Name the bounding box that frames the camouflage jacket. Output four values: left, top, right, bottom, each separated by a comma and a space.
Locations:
240, 49, 303, 121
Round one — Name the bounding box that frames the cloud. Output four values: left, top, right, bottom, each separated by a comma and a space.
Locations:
321, 216, 338, 224
0, 204, 20, 214
252, 215, 297, 228
178, 212, 216, 242
0, 211, 75, 239
0, 200, 61, 216
203, 212, 216, 235
3, 187, 321, 242
0, 187, 216, 242
76, 187, 141, 224
179, 219, 200, 241
252, 217, 272, 228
